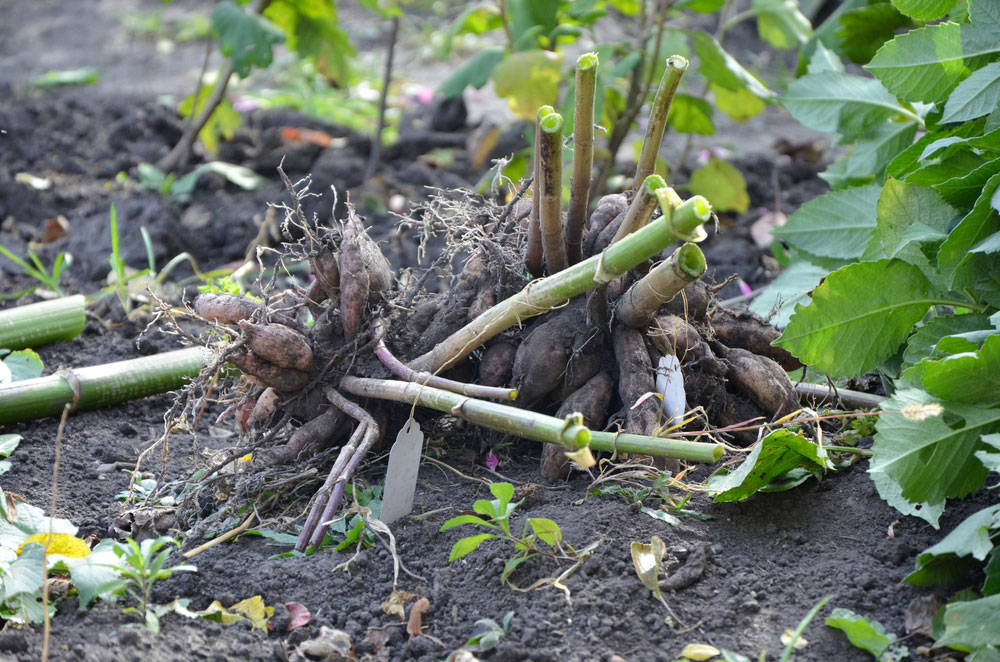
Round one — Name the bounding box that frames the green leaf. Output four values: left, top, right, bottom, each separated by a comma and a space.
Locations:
822, 122, 918, 189
942, 63, 1000, 123
492, 50, 564, 119
200, 161, 266, 190
1, 349, 42, 382
773, 185, 881, 261
711, 83, 766, 121
438, 4, 503, 57
489, 482, 514, 509
66, 540, 125, 608
688, 157, 749, 213
748, 260, 829, 329
708, 430, 832, 502
921, 334, 1000, 406
679, 0, 727, 12
0, 487, 77, 551
938, 172, 1000, 286
178, 84, 241, 157
30, 67, 100, 89
448, 533, 496, 562
609, 0, 643, 15
866, 23, 1000, 104
440, 514, 497, 531
876, 179, 955, 284
2, 543, 45, 597
935, 158, 1000, 209
937, 594, 1000, 649
910, 503, 1000, 588
640, 506, 681, 525
781, 70, 912, 139
892, 0, 957, 20
438, 48, 504, 99
902, 313, 994, 368
0, 434, 20, 458
692, 31, 776, 99
752, 0, 812, 49
501, 552, 536, 583
211, 1, 284, 78
667, 94, 715, 135
777, 259, 937, 376
870, 389, 998, 526
527, 518, 562, 545
834, 3, 912, 65
970, 0, 1000, 28
826, 607, 903, 659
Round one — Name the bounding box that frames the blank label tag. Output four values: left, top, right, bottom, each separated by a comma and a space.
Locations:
380, 417, 424, 524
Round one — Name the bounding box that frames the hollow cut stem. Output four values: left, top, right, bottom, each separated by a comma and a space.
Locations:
633, 55, 688, 191
526, 105, 555, 278
616, 243, 706, 328
565, 53, 599, 266
538, 111, 567, 274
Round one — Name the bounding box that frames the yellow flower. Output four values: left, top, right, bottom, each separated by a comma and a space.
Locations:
16, 533, 91, 558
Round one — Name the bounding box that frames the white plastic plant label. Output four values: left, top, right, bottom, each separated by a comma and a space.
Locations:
380, 417, 424, 524
656, 355, 686, 429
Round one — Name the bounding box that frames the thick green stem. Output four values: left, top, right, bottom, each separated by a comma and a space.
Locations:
407, 191, 712, 373
340, 376, 724, 462
616, 243, 706, 328
611, 174, 665, 245
527, 105, 555, 278
656, 188, 711, 242
341, 376, 589, 449
588, 431, 724, 463
538, 111, 567, 274
0, 347, 212, 424
633, 55, 688, 191
0, 295, 86, 351
565, 53, 599, 266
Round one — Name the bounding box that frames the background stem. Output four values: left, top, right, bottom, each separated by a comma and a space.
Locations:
633, 55, 688, 191
565, 53, 598, 265
0, 295, 85, 350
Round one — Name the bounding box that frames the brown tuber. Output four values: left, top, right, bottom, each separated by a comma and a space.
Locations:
194, 292, 260, 325
543, 371, 614, 481
238, 320, 314, 372
339, 209, 392, 341
230, 351, 310, 393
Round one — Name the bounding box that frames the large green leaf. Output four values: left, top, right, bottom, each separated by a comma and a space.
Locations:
707, 430, 832, 502
906, 502, 1000, 585
711, 83, 766, 121
692, 31, 776, 99
822, 122, 918, 189
212, 1, 284, 78
938, 172, 1000, 286
921, 334, 1000, 405
866, 23, 1000, 104
937, 594, 1000, 650
870, 389, 999, 526
667, 94, 715, 135
781, 71, 910, 139
935, 157, 1000, 209
876, 179, 955, 287
970, 0, 1000, 28
835, 3, 912, 65
492, 50, 563, 119
508, 0, 559, 47
688, 157, 749, 212
871, 466, 946, 525
902, 313, 994, 368
438, 4, 503, 57
772, 185, 881, 261
943, 63, 1000, 123
748, 260, 829, 329
438, 48, 504, 99
777, 259, 937, 376
892, 0, 957, 20
752, 0, 812, 49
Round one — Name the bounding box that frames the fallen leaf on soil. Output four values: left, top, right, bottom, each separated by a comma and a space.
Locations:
172, 595, 274, 631
679, 643, 721, 660
284, 601, 311, 631
407, 596, 430, 638
42, 216, 70, 243
750, 209, 787, 249
631, 536, 666, 599
380, 589, 420, 619
905, 594, 946, 636
280, 126, 333, 147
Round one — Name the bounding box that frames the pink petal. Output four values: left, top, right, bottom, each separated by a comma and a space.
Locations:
285, 602, 312, 631
484, 451, 499, 471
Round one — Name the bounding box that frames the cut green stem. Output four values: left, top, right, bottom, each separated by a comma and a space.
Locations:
527, 105, 555, 278
656, 188, 711, 242
588, 431, 723, 463
0, 295, 86, 351
0, 347, 212, 424
634, 55, 688, 191
407, 192, 714, 373
565, 53, 599, 266
616, 243, 706, 328
611, 175, 665, 245
340, 376, 724, 462
538, 111, 567, 274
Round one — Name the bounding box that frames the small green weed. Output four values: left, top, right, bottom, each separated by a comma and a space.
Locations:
106, 537, 197, 633
463, 610, 514, 653
0, 243, 71, 297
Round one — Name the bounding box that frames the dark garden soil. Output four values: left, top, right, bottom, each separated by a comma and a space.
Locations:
1, 2, 993, 661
